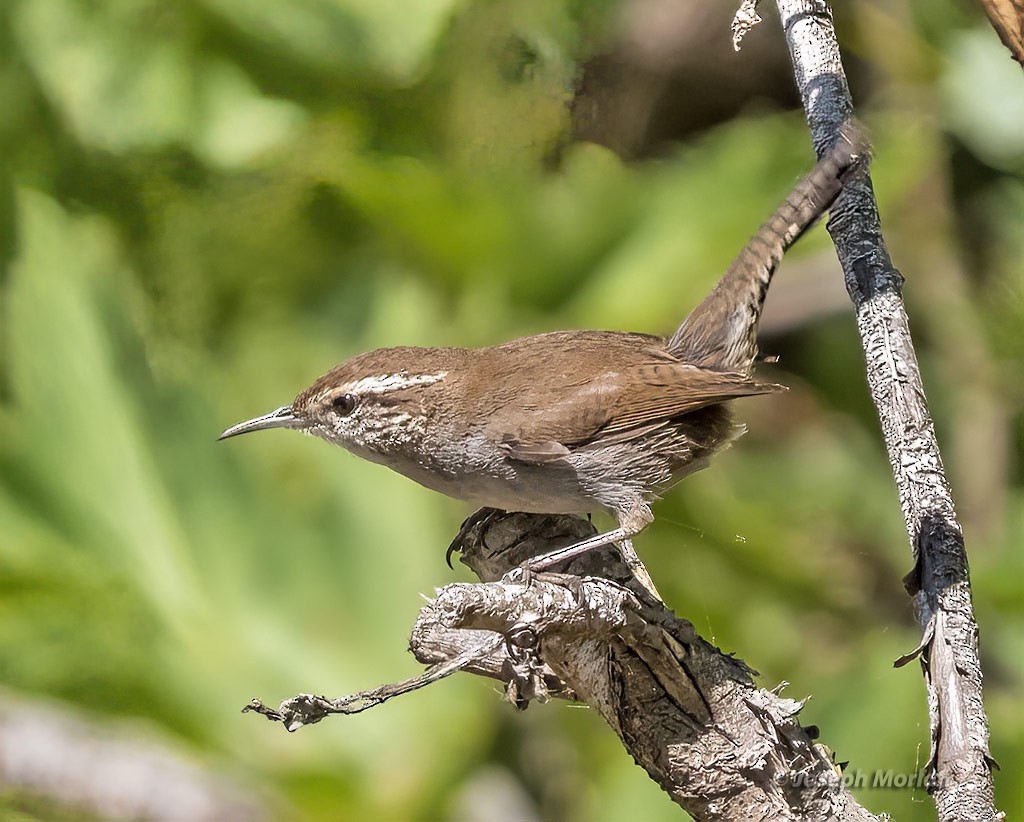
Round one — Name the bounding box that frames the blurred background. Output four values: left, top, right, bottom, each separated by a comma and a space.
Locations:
0, 0, 1021, 819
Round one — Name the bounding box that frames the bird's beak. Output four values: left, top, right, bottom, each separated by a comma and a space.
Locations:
218, 406, 301, 441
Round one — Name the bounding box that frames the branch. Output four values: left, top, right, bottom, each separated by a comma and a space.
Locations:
772, 2, 1000, 819
242, 634, 505, 731
977, 0, 1024, 66
0, 690, 272, 821
436, 512, 881, 820
248, 510, 880, 821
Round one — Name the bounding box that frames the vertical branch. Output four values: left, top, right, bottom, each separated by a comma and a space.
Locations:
772, 2, 999, 820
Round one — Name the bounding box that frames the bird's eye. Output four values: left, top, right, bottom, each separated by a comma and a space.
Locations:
330, 393, 357, 415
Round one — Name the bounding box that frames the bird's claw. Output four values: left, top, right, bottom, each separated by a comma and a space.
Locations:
501, 565, 535, 586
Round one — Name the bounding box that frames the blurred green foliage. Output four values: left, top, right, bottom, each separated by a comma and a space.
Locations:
0, 0, 1021, 820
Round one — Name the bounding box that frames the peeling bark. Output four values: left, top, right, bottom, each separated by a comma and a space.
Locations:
774, 2, 999, 819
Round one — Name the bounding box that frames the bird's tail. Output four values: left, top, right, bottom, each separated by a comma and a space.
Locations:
666, 121, 869, 371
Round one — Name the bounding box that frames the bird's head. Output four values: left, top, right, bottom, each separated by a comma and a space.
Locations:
218, 347, 455, 458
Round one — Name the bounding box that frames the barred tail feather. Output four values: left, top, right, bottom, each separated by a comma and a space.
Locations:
667, 121, 869, 371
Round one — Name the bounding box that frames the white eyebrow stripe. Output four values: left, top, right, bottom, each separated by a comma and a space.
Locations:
348, 372, 447, 395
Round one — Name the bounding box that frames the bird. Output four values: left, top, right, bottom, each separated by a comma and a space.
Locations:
220, 123, 867, 594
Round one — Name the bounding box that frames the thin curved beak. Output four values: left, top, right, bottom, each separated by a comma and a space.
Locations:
218, 406, 301, 441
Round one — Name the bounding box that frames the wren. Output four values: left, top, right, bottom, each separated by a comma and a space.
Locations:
221, 124, 867, 593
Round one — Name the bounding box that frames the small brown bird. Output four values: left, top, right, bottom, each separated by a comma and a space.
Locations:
221, 124, 867, 589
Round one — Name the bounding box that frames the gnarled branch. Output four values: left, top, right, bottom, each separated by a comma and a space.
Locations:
249, 510, 880, 821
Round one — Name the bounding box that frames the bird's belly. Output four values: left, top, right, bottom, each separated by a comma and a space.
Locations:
406, 460, 597, 516
458, 476, 597, 516
358, 412, 739, 519
370, 447, 599, 516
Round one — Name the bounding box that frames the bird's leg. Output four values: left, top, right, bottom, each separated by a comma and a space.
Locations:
504, 504, 662, 601
510, 525, 631, 575
616, 537, 661, 602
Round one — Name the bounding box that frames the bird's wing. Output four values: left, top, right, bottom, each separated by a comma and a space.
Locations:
592, 363, 784, 437
497, 360, 784, 464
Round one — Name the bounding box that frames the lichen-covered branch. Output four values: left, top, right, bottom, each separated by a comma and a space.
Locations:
772, 2, 999, 819
248, 509, 879, 821
438, 511, 880, 818
429, 511, 880, 821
